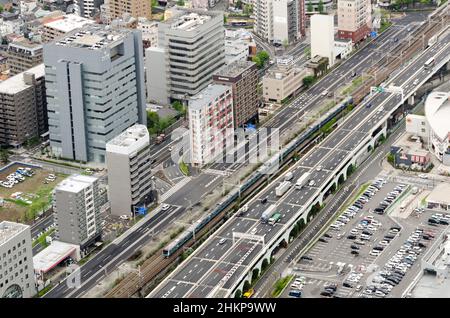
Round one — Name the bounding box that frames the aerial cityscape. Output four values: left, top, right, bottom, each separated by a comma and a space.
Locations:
0, 0, 449, 301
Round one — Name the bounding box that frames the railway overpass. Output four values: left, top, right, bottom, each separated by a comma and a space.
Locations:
149, 27, 450, 299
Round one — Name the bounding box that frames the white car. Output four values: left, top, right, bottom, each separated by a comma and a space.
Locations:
120, 215, 130, 220
418, 174, 428, 179
162, 204, 171, 211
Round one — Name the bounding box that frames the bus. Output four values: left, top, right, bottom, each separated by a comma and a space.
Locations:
424, 58, 435, 70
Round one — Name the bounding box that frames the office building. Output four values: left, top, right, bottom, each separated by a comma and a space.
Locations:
254, 0, 305, 45
41, 14, 94, 42
106, 124, 152, 216
74, 0, 103, 18
225, 29, 257, 65
213, 60, 259, 128
137, 18, 158, 48
146, 9, 225, 105
53, 175, 107, 252
0, 221, 36, 298
108, 0, 151, 20
0, 64, 47, 147
189, 84, 234, 166
44, 25, 147, 163
337, 0, 371, 43
6, 40, 43, 75
263, 56, 312, 103
310, 14, 335, 67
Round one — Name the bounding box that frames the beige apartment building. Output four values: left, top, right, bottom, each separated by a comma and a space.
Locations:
109, 0, 151, 20
6, 40, 42, 75
263, 56, 312, 103
337, 0, 371, 43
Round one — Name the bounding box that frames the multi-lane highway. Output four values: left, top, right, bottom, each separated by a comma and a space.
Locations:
42, 12, 432, 298
149, 28, 450, 298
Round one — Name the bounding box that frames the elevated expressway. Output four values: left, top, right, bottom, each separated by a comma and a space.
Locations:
149, 28, 450, 298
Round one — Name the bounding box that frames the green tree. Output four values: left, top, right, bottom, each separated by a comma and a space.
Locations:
176, 0, 185, 6
252, 268, 259, 283
224, 14, 227, 24
318, 0, 324, 13
172, 100, 185, 114
282, 39, 289, 49
235, 0, 243, 9
234, 289, 242, 298
307, 0, 314, 12
243, 4, 253, 15
0, 149, 8, 164
147, 111, 160, 134
151, 0, 158, 7
302, 75, 315, 88
252, 55, 262, 68
261, 258, 269, 272
0, 5, 4, 13
243, 280, 251, 293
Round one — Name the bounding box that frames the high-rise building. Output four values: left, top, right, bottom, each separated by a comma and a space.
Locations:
337, 0, 371, 43
44, 25, 147, 163
41, 14, 95, 43
0, 221, 36, 298
213, 60, 259, 128
106, 124, 152, 216
6, 40, 43, 75
189, 84, 234, 166
310, 14, 335, 67
53, 175, 107, 252
254, 0, 305, 45
74, 0, 104, 18
0, 64, 47, 147
146, 9, 225, 105
108, 0, 151, 20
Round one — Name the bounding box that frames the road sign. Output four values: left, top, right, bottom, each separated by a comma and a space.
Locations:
137, 207, 147, 215
370, 31, 377, 38
376, 86, 384, 93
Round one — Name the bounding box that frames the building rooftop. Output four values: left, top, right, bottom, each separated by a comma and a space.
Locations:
106, 124, 149, 155
54, 25, 129, 50
0, 64, 45, 95
8, 39, 42, 51
189, 84, 230, 111
425, 91, 450, 141
0, 221, 29, 247
167, 11, 213, 31
427, 183, 450, 205
33, 240, 79, 274
55, 174, 98, 194
44, 14, 94, 33
214, 60, 255, 78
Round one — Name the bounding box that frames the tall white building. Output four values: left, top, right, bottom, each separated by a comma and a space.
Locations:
0, 221, 36, 298
254, 0, 305, 44
310, 14, 335, 67
53, 175, 108, 253
106, 124, 152, 216
189, 84, 234, 166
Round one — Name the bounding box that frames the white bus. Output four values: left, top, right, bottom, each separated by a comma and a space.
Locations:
424, 58, 435, 70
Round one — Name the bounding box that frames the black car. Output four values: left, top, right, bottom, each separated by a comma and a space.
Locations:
418, 242, 427, 248
320, 291, 332, 297
261, 197, 268, 204
351, 250, 359, 256
362, 230, 373, 236
347, 235, 357, 240
373, 246, 384, 251
384, 235, 395, 240
354, 203, 363, 209
394, 270, 405, 276
319, 238, 328, 243
343, 282, 353, 288
428, 218, 439, 224
301, 256, 313, 261
350, 245, 360, 250
324, 233, 332, 238
422, 235, 431, 241
439, 219, 449, 225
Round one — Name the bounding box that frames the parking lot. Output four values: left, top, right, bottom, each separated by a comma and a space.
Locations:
0, 163, 65, 223
284, 176, 448, 298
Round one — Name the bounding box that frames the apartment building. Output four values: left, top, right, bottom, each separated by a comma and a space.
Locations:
0, 221, 36, 298
337, 0, 372, 43
0, 64, 47, 147
213, 60, 259, 128
146, 9, 225, 105
6, 40, 43, 75
189, 84, 234, 167
108, 0, 151, 20
106, 124, 152, 216
44, 25, 146, 163
263, 56, 312, 103
53, 175, 107, 252
254, 0, 305, 45
74, 0, 103, 18
136, 18, 158, 48
41, 14, 94, 42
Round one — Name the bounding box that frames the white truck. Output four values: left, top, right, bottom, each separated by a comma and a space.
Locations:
295, 172, 310, 190
276, 181, 292, 197
284, 172, 294, 181
261, 204, 277, 223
